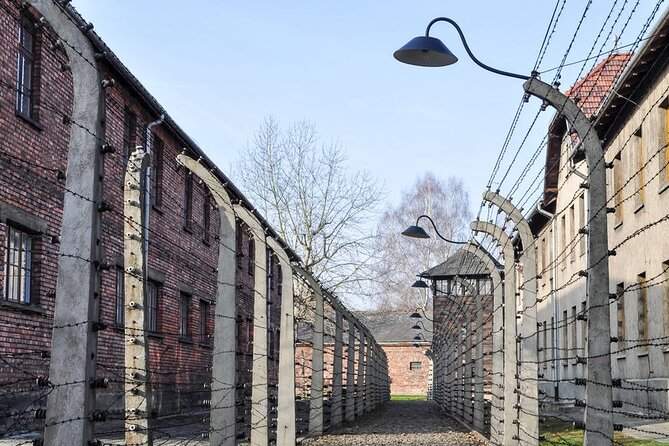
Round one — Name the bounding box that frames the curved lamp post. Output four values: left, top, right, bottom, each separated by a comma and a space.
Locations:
395, 16, 614, 446
402, 214, 467, 244
394, 17, 531, 80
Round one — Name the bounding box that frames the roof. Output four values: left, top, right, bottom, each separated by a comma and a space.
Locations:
535, 7, 669, 231
355, 311, 433, 344
421, 245, 501, 279
58, 4, 299, 263
565, 53, 633, 118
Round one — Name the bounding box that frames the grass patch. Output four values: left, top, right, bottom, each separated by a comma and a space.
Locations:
390, 395, 427, 401
540, 419, 667, 445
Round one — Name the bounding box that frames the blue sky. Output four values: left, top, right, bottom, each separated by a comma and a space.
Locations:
70, 1, 665, 216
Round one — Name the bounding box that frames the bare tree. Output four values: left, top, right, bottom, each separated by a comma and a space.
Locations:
233, 117, 384, 303
374, 172, 471, 310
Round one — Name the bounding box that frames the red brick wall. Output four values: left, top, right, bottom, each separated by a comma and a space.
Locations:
383, 343, 431, 396
0, 1, 285, 435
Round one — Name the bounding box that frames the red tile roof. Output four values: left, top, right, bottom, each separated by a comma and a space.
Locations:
564, 53, 633, 118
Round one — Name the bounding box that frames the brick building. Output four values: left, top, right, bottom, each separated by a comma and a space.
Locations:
355, 311, 432, 397
0, 0, 296, 440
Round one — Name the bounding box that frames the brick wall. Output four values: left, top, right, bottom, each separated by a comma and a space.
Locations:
383, 343, 431, 396
0, 1, 285, 436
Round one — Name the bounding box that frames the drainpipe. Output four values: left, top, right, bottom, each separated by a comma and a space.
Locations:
143, 114, 166, 282
536, 203, 558, 400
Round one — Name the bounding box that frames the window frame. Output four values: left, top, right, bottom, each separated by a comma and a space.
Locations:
179, 292, 191, 342
199, 299, 210, 345
16, 15, 36, 120
3, 225, 34, 304
151, 135, 164, 209
183, 173, 193, 231
146, 281, 159, 334
409, 361, 422, 371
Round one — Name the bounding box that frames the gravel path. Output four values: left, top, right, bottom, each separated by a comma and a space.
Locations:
301, 400, 487, 446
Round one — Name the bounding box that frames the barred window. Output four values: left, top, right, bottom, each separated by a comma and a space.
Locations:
16, 15, 36, 118
146, 281, 159, 333
115, 267, 124, 326
3, 226, 33, 304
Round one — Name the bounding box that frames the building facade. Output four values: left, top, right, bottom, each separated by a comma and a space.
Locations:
0, 1, 293, 440
532, 9, 669, 411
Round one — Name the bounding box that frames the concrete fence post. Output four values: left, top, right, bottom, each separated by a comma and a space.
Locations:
472, 220, 518, 445
234, 207, 269, 446
356, 330, 365, 417
345, 321, 356, 422
265, 239, 296, 446
123, 150, 152, 445
524, 77, 613, 446
484, 191, 539, 446
30, 1, 106, 444
293, 267, 325, 437
176, 155, 238, 446
464, 243, 504, 444
331, 308, 344, 426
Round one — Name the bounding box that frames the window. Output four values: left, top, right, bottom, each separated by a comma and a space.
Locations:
236, 221, 244, 268
569, 205, 576, 262
571, 306, 577, 359
199, 300, 210, 344
237, 318, 245, 352
662, 260, 669, 336
151, 135, 164, 208
637, 273, 648, 343
562, 310, 568, 365
616, 282, 626, 349
3, 226, 33, 304
560, 215, 566, 270
542, 322, 548, 370
634, 129, 645, 209
266, 251, 274, 322
409, 361, 422, 371
183, 173, 193, 231
540, 237, 546, 280
613, 151, 623, 225
660, 103, 669, 186
16, 15, 37, 119
115, 267, 124, 326
123, 108, 137, 161
180, 292, 191, 341
146, 281, 159, 333
579, 302, 588, 356
248, 236, 255, 276
579, 193, 586, 256
277, 264, 283, 298
203, 194, 211, 244
549, 317, 554, 364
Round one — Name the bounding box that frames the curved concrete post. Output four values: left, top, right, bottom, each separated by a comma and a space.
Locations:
472, 220, 517, 446
365, 335, 373, 413
177, 155, 237, 446
265, 238, 295, 446
484, 191, 538, 445
235, 206, 269, 446
456, 273, 485, 433
452, 276, 477, 427
330, 304, 344, 426
356, 329, 365, 417
525, 78, 612, 446
345, 319, 356, 422
464, 243, 504, 444
27, 2, 105, 444
293, 266, 324, 437
123, 151, 152, 445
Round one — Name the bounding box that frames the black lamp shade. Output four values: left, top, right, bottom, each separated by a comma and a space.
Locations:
401, 225, 430, 239
411, 279, 429, 288
393, 36, 458, 67
410, 312, 421, 319
411, 324, 421, 330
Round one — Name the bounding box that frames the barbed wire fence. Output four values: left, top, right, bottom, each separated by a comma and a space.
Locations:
0, 1, 390, 445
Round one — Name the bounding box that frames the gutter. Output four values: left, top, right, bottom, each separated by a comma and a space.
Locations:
142, 114, 165, 285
